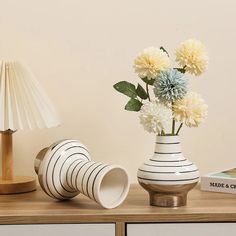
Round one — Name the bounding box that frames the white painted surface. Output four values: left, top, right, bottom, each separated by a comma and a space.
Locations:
137, 136, 199, 186
0, 224, 115, 236
127, 223, 236, 236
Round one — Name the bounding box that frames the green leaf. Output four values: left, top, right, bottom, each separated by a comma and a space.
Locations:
160, 46, 169, 57
125, 98, 143, 112
175, 67, 186, 74
141, 77, 155, 85
113, 81, 137, 98
136, 84, 148, 99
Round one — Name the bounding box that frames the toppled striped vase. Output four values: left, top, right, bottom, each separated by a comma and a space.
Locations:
35, 139, 130, 209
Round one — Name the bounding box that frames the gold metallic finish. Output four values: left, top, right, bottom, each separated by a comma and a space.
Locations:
34, 140, 63, 174
139, 181, 197, 207
34, 148, 49, 174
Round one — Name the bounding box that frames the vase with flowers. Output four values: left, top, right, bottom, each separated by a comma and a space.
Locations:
114, 39, 208, 207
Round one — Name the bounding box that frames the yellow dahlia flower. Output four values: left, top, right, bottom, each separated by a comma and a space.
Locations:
134, 47, 171, 80
176, 39, 209, 76
173, 92, 207, 127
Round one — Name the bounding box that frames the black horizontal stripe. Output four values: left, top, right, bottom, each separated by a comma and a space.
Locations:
74, 161, 90, 190
59, 155, 81, 193
70, 161, 84, 189
64, 145, 90, 157
53, 150, 90, 196
81, 162, 97, 194
150, 158, 186, 162
138, 168, 198, 174
66, 159, 83, 188
138, 169, 175, 174
86, 163, 104, 199
181, 169, 199, 173
92, 165, 109, 202
138, 176, 199, 182
144, 163, 193, 168
45, 140, 78, 199
155, 152, 182, 154
156, 142, 180, 145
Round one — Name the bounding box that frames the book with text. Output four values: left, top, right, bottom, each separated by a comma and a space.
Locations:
201, 167, 236, 194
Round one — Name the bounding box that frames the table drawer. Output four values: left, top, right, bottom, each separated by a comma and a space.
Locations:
0, 224, 115, 236
127, 223, 236, 236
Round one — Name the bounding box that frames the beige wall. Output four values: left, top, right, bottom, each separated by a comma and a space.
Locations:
0, 0, 235, 183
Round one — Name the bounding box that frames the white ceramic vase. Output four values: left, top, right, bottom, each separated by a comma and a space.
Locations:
35, 140, 130, 209
137, 135, 199, 207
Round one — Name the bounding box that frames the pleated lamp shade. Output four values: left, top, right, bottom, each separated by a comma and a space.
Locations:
0, 60, 60, 131
0, 60, 60, 194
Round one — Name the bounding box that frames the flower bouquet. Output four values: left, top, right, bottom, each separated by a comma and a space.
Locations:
114, 39, 209, 207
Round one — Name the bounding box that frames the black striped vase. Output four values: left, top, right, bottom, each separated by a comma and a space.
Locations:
137, 135, 199, 207
35, 140, 130, 209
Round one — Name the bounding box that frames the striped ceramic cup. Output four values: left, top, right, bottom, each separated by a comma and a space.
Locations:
35, 140, 130, 209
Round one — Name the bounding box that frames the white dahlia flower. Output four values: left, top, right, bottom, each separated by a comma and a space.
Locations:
139, 100, 172, 134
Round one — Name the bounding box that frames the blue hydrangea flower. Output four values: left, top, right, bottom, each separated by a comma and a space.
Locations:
153, 69, 187, 104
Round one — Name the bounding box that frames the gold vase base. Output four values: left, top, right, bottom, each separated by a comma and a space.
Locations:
139, 182, 197, 207
150, 192, 187, 207
0, 176, 36, 194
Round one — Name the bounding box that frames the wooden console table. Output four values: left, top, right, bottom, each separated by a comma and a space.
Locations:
1, 184, 236, 236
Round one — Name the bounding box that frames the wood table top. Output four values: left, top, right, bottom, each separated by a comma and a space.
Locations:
1, 184, 236, 224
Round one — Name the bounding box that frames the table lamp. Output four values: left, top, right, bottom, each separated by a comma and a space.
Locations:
0, 60, 60, 194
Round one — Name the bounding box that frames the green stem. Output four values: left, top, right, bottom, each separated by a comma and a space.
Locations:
182, 65, 187, 73
161, 130, 165, 136
146, 83, 151, 101
172, 119, 175, 135
176, 123, 183, 135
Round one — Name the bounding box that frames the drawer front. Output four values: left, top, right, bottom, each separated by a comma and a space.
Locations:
0, 224, 115, 236
127, 223, 236, 236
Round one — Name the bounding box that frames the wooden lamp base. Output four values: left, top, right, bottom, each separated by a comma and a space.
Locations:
1, 131, 37, 194
0, 176, 36, 194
